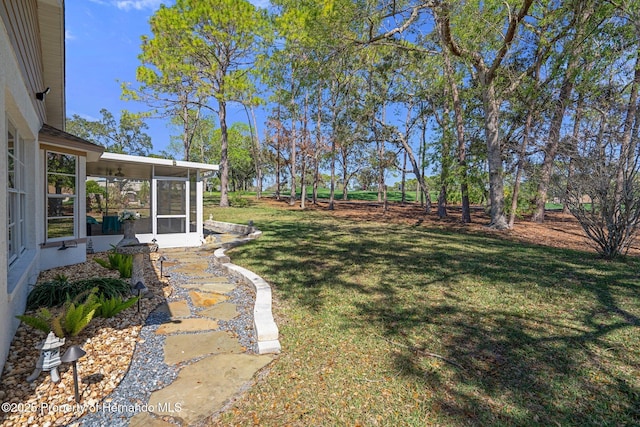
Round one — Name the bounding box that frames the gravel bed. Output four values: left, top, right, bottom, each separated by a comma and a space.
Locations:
77, 310, 177, 427
75, 253, 257, 426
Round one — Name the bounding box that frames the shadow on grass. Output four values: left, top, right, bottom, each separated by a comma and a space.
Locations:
225, 213, 640, 425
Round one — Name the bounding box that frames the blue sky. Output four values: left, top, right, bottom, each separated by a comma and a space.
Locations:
65, 0, 270, 156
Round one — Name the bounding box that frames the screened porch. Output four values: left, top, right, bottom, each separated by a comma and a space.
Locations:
85, 153, 218, 252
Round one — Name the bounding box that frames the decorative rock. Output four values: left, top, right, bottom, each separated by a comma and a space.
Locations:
189, 291, 228, 308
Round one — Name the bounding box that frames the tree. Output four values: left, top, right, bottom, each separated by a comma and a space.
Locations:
436, 0, 536, 229
563, 143, 640, 259
124, 2, 205, 162
66, 109, 152, 155
145, 0, 271, 207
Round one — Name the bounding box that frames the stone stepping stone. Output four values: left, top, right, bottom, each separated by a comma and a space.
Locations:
170, 262, 210, 274
185, 276, 229, 284
182, 282, 236, 294
130, 412, 177, 427
199, 302, 239, 321
163, 331, 244, 365
149, 353, 273, 425
155, 318, 219, 335
189, 291, 228, 308
167, 300, 190, 318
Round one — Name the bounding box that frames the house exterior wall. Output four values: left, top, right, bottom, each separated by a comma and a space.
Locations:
0, 5, 44, 377
0, 0, 46, 123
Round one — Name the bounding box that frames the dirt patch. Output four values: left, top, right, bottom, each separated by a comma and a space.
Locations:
262, 198, 640, 256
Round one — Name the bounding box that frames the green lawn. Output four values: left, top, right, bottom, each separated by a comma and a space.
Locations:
208, 200, 639, 426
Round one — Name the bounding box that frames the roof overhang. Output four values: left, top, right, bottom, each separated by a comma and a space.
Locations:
37, 0, 65, 128
39, 123, 104, 161
87, 152, 220, 179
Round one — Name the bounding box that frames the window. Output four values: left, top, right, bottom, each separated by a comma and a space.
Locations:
46, 151, 77, 239
7, 123, 26, 264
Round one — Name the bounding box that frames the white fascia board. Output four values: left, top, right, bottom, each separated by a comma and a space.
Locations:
99, 152, 219, 171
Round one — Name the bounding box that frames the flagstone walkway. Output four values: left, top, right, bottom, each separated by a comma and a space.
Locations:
78, 228, 279, 427
129, 245, 275, 426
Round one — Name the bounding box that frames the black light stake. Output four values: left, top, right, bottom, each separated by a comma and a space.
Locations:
134, 281, 145, 312
61, 345, 86, 403
158, 255, 169, 278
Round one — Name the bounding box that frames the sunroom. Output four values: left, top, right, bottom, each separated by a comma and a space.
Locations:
85, 152, 218, 253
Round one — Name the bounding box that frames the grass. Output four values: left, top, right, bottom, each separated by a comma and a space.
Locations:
207, 200, 640, 426
204, 201, 640, 425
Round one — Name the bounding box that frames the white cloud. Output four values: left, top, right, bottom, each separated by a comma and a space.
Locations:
114, 0, 165, 11
65, 29, 75, 41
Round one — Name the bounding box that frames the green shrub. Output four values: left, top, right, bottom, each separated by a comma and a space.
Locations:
26, 277, 130, 310
116, 254, 133, 278
96, 295, 139, 318
94, 258, 111, 269
26, 278, 78, 309
16, 308, 54, 335
74, 277, 131, 300
94, 248, 134, 279
230, 192, 249, 208
61, 289, 101, 336
18, 288, 101, 337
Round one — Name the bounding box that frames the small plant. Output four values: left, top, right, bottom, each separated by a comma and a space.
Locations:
61, 289, 101, 336
118, 210, 140, 221
94, 257, 111, 269
94, 248, 133, 279
17, 288, 101, 338
53, 273, 69, 283
230, 192, 249, 208
26, 278, 78, 309
16, 308, 55, 335
26, 277, 130, 310
115, 254, 133, 278
96, 295, 139, 318
74, 277, 131, 300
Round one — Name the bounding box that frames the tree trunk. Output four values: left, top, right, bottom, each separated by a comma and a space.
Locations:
532, 3, 591, 222
420, 114, 432, 212
401, 150, 407, 205
438, 98, 451, 219
481, 76, 508, 229
329, 88, 337, 210
182, 97, 191, 161
563, 93, 584, 214
509, 109, 533, 228
300, 155, 307, 209
249, 106, 262, 199
442, 45, 470, 223
218, 100, 230, 207
289, 85, 297, 206
616, 48, 640, 201
289, 123, 297, 206
531, 73, 577, 222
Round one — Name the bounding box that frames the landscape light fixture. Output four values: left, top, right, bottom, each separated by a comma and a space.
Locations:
61, 345, 86, 403
134, 281, 146, 312
158, 255, 169, 278
35, 87, 50, 101
58, 240, 77, 251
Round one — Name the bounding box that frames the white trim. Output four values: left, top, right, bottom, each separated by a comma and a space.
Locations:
99, 152, 219, 171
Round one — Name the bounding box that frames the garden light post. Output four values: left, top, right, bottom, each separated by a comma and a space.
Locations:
134, 281, 145, 312
61, 345, 86, 403
158, 255, 169, 278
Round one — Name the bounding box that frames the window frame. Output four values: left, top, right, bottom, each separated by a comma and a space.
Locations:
7, 122, 26, 265
45, 150, 78, 241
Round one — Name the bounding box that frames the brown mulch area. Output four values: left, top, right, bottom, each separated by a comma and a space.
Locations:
262, 197, 640, 256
